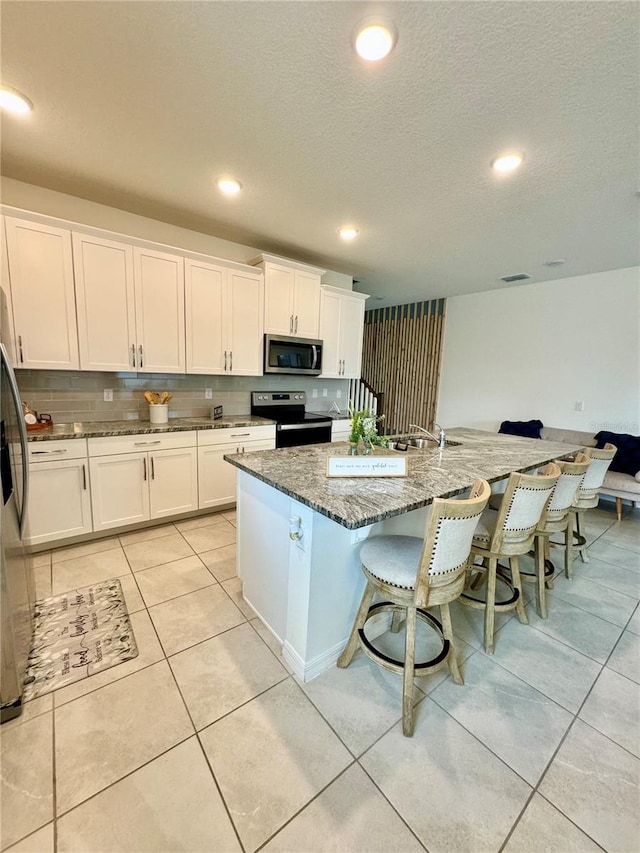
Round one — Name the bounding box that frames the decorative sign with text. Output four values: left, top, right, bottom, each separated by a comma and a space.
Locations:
326, 456, 407, 478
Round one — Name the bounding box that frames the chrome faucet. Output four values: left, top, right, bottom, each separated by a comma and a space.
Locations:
409, 422, 447, 449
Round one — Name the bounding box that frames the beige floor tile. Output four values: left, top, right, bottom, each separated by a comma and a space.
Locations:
431, 653, 572, 784
607, 629, 640, 684
26, 551, 51, 569
483, 618, 601, 713
504, 793, 601, 852
149, 584, 246, 656
51, 536, 120, 563
135, 555, 216, 607
360, 698, 531, 853
180, 521, 236, 554
53, 609, 164, 706
174, 513, 228, 532
0, 713, 53, 849
55, 661, 193, 814
5, 823, 54, 853
587, 537, 640, 572
170, 623, 288, 729
118, 523, 178, 546
579, 666, 640, 756
526, 596, 622, 663
262, 764, 423, 852
52, 547, 131, 595
56, 738, 240, 853
299, 653, 425, 757
200, 679, 352, 852
32, 564, 52, 599
601, 524, 640, 554
200, 543, 237, 581
221, 576, 255, 618
448, 597, 514, 650
539, 719, 640, 852
118, 572, 145, 614
250, 618, 294, 674
579, 556, 640, 599
627, 605, 640, 636
123, 532, 195, 572
547, 571, 637, 627
2, 694, 52, 731
222, 509, 237, 526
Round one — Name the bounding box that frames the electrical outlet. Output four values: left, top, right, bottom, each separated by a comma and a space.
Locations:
336, 389, 342, 398
103, 389, 113, 402
322, 388, 328, 397
205, 388, 213, 400
312, 389, 318, 398
574, 400, 584, 412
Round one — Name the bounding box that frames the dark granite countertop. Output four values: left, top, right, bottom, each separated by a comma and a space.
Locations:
224, 427, 585, 530
26, 415, 275, 441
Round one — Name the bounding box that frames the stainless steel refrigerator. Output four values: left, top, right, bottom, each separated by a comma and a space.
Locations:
0, 286, 32, 723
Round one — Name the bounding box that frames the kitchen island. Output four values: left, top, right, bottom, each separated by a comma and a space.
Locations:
225, 428, 584, 680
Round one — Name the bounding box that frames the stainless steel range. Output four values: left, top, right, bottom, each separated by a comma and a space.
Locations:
251, 392, 332, 448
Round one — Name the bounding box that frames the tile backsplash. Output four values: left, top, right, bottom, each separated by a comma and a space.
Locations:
16, 370, 350, 424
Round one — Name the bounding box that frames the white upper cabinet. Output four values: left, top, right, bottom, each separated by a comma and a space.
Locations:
1, 217, 18, 366
319, 286, 368, 379
74, 236, 185, 373
134, 247, 185, 373
186, 259, 263, 376
73, 233, 136, 371
4, 217, 80, 370
252, 254, 325, 339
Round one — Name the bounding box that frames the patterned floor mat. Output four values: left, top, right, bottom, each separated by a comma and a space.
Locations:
23, 577, 138, 700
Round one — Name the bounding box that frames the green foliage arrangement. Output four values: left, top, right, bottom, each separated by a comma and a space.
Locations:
348, 402, 387, 449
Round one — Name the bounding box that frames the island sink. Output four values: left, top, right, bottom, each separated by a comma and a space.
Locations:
388, 435, 462, 451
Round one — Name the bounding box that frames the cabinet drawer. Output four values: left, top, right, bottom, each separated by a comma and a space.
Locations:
197, 425, 276, 447
88, 430, 197, 457
27, 438, 88, 462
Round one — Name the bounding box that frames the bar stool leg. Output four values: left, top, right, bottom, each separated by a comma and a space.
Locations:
338, 583, 375, 668
440, 602, 463, 685
576, 513, 589, 563
402, 606, 417, 736
484, 557, 498, 655
544, 538, 555, 590
564, 513, 574, 578
534, 535, 548, 619
511, 555, 529, 624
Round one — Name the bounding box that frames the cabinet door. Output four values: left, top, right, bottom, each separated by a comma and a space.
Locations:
89, 452, 149, 531
293, 270, 320, 338
264, 264, 295, 335
228, 270, 263, 375
339, 295, 366, 378
5, 217, 79, 370
185, 259, 226, 374
73, 233, 136, 371
318, 289, 342, 378
198, 443, 238, 509
149, 447, 198, 519
134, 247, 185, 373
25, 459, 92, 545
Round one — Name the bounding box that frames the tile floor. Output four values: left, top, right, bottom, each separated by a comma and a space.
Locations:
1, 503, 638, 853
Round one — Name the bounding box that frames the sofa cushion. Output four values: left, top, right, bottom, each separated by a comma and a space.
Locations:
594, 431, 640, 477
499, 419, 543, 439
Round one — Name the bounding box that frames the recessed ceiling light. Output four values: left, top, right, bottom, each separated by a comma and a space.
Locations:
338, 226, 359, 241
491, 152, 525, 174
354, 19, 396, 61
0, 86, 33, 115
216, 178, 242, 196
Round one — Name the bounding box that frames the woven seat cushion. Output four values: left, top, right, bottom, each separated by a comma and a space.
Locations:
360, 535, 422, 589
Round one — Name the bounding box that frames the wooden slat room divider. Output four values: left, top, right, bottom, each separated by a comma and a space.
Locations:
360, 299, 446, 435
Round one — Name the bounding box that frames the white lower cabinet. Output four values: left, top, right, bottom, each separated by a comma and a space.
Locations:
197, 426, 275, 509
331, 420, 351, 442
25, 440, 92, 546
88, 432, 198, 531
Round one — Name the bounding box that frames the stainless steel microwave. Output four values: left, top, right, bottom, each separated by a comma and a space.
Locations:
264, 334, 323, 376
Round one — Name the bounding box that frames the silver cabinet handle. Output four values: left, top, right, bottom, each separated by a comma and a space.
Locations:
151, 456, 155, 480
229, 351, 233, 372
139, 344, 144, 368
143, 457, 147, 481
18, 335, 24, 364
131, 344, 136, 368
294, 315, 298, 334
82, 464, 87, 490
134, 440, 162, 446
224, 350, 228, 371
31, 449, 67, 455
290, 315, 293, 334
230, 432, 251, 437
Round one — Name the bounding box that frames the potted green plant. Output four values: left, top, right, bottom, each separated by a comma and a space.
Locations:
348, 403, 386, 455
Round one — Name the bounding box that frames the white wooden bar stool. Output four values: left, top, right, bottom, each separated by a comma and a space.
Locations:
459, 464, 560, 654
564, 443, 617, 574
337, 479, 490, 737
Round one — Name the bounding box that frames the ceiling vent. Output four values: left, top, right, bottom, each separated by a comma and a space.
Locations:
500, 273, 532, 283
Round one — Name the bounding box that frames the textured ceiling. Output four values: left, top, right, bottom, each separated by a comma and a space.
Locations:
1, 1, 638, 306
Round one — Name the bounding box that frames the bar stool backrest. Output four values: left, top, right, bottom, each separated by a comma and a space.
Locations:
576, 443, 616, 504
414, 479, 490, 607
490, 463, 560, 553
546, 453, 591, 522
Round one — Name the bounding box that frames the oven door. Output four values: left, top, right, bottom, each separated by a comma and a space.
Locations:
264, 335, 322, 376
276, 422, 332, 448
